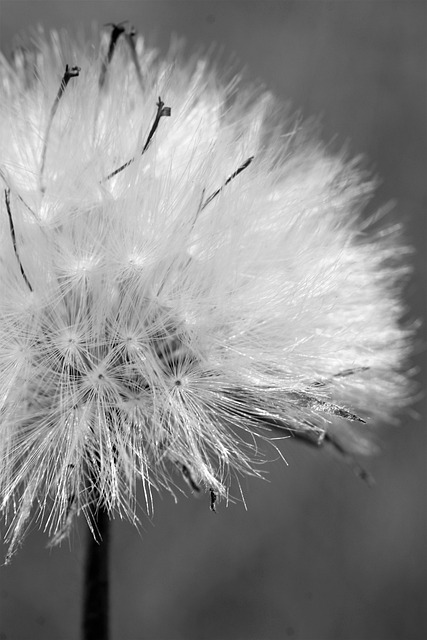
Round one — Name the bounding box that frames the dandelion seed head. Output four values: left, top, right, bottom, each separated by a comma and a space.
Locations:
0, 26, 414, 560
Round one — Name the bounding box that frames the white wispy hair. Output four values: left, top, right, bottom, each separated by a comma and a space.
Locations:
0, 25, 412, 561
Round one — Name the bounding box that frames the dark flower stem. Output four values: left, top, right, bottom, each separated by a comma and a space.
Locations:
83, 508, 110, 640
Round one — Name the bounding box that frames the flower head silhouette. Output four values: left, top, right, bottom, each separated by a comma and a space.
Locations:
0, 26, 412, 561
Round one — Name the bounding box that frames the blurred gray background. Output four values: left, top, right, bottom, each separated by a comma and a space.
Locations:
0, 1, 425, 639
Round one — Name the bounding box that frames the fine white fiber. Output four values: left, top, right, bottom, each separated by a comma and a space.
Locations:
0, 25, 413, 561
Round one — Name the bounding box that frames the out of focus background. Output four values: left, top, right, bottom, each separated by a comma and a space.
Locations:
0, 1, 425, 639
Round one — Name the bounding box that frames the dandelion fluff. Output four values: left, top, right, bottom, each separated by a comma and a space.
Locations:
0, 26, 412, 560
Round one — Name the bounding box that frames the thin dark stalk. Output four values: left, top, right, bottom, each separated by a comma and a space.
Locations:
201, 156, 254, 210
102, 97, 171, 182
4, 188, 33, 291
39, 64, 80, 193
125, 27, 144, 91
83, 507, 110, 640
99, 22, 126, 89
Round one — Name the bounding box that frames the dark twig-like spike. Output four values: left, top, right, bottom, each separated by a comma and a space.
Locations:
313, 367, 370, 387
40, 64, 80, 193
4, 189, 33, 291
102, 157, 135, 183
334, 367, 370, 378
142, 97, 172, 153
289, 429, 374, 486
1, 168, 37, 218
47, 493, 77, 547
103, 97, 171, 182
323, 433, 375, 486
125, 26, 144, 91
184, 187, 206, 235
218, 386, 372, 483
99, 22, 127, 89
201, 156, 254, 210
209, 489, 218, 512
181, 464, 201, 493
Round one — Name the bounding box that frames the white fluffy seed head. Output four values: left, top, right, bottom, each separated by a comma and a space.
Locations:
0, 26, 413, 561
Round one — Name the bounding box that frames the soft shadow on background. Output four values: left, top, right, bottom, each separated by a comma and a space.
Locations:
0, 2, 426, 639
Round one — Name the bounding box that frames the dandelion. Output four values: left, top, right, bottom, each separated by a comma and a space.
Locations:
0, 24, 413, 570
